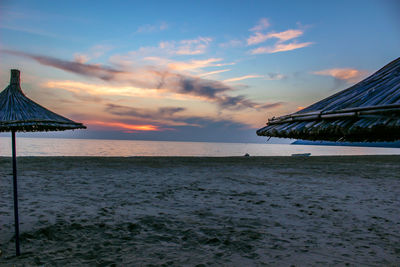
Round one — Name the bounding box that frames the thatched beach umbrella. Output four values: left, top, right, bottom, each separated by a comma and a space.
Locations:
257, 57, 400, 142
0, 69, 86, 256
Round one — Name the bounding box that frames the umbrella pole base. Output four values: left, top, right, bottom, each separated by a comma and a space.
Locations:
12, 131, 20, 256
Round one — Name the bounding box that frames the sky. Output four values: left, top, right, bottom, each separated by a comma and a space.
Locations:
0, 0, 399, 143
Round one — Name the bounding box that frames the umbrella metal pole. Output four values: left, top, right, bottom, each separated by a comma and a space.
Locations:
11, 131, 20, 256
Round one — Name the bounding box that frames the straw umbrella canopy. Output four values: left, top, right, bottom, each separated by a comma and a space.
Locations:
0, 69, 86, 256
257, 57, 400, 142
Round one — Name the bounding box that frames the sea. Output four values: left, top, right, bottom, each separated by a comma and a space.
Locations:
1, 137, 400, 157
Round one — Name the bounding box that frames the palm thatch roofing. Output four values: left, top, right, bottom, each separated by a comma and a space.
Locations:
257, 57, 400, 142
0, 69, 86, 132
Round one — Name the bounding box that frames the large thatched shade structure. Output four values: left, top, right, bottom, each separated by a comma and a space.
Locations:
0, 69, 86, 256
257, 57, 400, 142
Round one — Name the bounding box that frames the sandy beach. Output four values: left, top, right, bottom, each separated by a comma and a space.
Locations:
0, 156, 399, 266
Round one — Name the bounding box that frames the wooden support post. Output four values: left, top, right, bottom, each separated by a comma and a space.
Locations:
12, 131, 20, 256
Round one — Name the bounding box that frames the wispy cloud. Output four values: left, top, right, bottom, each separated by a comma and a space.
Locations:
2, 49, 123, 81
312, 68, 367, 83
259, 102, 284, 109
106, 103, 184, 117
198, 69, 231, 77
224, 75, 264, 83
167, 58, 228, 72
246, 19, 312, 54
224, 73, 286, 83
266, 29, 304, 43
247, 29, 304, 45
250, 41, 313, 54
250, 18, 270, 32
143, 57, 234, 74
136, 21, 168, 33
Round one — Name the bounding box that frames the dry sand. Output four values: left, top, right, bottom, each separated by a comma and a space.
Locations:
0, 156, 399, 266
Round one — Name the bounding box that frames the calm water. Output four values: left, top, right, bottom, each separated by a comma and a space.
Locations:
1, 137, 400, 156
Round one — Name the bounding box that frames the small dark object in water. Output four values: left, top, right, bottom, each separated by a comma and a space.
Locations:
244, 153, 250, 157
291, 153, 311, 157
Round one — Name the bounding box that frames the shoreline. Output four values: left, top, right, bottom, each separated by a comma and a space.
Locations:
1, 154, 400, 158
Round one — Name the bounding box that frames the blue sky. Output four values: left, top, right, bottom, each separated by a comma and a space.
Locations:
0, 0, 399, 142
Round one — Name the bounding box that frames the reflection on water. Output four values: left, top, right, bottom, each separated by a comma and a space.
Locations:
1, 137, 400, 157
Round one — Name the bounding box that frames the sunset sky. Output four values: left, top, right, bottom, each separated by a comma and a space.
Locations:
0, 0, 399, 142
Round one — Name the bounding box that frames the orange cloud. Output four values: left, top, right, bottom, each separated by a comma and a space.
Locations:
44, 80, 160, 98
223, 75, 263, 83
88, 121, 160, 131
143, 57, 234, 73
250, 42, 313, 54
312, 68, 367, 82
168, 58, 224, 72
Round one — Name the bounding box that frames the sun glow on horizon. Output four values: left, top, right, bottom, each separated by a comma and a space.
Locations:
87, 121, 160, 131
